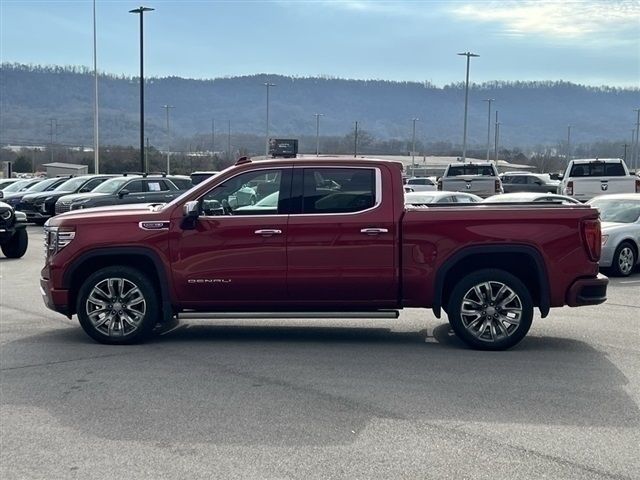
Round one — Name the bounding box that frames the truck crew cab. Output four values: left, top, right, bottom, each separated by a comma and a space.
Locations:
41, 158, 607, 350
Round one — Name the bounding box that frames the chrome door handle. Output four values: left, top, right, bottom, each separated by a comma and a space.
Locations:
254, 229, 282, 236
360, 228, 388, 235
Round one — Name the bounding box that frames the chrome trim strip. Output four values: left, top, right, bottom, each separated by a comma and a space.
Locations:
178, 311, 400, 320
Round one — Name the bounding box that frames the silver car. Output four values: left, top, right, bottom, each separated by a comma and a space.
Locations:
587, 194, 640, 276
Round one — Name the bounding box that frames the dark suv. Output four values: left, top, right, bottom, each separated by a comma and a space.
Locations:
501, 173, 560, 194
19, 175, 115, 224
56, 175, 191, 212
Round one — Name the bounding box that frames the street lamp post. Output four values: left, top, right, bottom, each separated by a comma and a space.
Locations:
411, 118, 419, 170
482, 99, 494, 160
264, 82, 276, 158
129, 6, 154, 173
633, 108, 640, 170
354, 121, 359, 157
494, 110, 499, 161
457, 51, 479, 162
92, 0, 99, 174
314, 113, 324, 157
566, 125, 572, 162
162, 104, 174, 174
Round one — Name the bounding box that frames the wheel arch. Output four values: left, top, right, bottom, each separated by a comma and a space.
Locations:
63, 247, 173, 319
432, 244, 550, 319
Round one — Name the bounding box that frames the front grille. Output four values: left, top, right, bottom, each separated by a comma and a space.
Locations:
56, 202, 71, 214
17, 202, 37, 213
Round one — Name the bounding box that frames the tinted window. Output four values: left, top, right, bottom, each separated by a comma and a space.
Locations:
201, 169, 284, 216
505, 175, 526, 184
446, 165, 496, 176
169, 177, 193, 190
407, 178, 433, 185
570, 162, 626, 177
82, 178, 108, 191
124, 180, 144, 193
301, 168, 375, 214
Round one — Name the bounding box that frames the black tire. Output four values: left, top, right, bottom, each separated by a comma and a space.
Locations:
1, 228, 28, 258
76, 266, 159, 345
447, 268, 534, 351
611, 241, 636, 277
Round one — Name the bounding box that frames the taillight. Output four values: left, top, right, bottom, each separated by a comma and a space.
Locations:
437, 179, 442, 191
635, 179, 640, 193
495, 180, 502, 193
581, 219, 601, 262
566, 181, 573, 196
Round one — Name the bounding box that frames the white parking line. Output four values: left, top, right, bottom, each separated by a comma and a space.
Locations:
619, 280, 640, 284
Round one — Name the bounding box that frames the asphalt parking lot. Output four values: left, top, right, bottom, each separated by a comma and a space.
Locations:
1, 226, 639, 480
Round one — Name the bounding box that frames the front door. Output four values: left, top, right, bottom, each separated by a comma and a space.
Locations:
286, 166, 397, 308
171, 167, 291, 309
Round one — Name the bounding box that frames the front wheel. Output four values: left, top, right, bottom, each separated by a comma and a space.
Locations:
76, 266, 159, 344
1, 228, 28, 258
447, 269, 534, 350
611, 242, 636, 277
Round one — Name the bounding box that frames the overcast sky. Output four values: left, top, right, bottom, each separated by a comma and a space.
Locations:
1, 0, 639, 87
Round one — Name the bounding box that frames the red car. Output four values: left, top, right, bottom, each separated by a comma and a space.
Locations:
41, 157, 607, 350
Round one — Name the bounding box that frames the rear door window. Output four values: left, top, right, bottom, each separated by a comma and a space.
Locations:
299, 168, 376, 214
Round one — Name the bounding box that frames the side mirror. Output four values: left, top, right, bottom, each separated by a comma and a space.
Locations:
181, 200, 199, 230
118, 189, 130, 198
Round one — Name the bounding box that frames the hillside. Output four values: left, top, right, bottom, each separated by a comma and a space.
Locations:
1, 64, 638, 149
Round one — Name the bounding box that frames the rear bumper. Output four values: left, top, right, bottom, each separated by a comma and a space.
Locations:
566, 273, 608, 307
40, 277, 71, 316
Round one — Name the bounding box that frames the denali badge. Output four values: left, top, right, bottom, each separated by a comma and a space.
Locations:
188, 279, 231, 284
601, 184, 608, 191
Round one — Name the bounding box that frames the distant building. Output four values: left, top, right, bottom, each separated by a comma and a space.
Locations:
42, 162, 88, 177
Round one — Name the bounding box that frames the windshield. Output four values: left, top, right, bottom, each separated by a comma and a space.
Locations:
3, 180, 33, 192
405, 194, 435, 204
92, 177, 133, 194
54, 176, 90, 192
26, 177, 63, 193
589, 199, 640, 223
446, 165, 495, 176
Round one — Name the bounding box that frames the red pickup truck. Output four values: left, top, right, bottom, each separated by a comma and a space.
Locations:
41, 157, 608, 350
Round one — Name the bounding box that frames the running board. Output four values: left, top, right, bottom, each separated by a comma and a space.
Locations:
177, 311, 399, 320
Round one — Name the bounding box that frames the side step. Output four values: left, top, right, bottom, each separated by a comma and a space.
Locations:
177, 311, 400, 320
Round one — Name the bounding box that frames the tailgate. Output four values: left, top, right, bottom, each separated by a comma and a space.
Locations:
442, 177, 496, 196
571, 177, 636, 201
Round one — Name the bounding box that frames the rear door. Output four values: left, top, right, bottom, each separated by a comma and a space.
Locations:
286, 166, 397, 307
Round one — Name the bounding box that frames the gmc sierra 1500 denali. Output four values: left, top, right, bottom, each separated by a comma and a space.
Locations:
41, 157, 608, 350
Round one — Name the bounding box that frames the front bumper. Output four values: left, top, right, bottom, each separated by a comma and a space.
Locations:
566, 273, 608, 307
40, 276, 71, 316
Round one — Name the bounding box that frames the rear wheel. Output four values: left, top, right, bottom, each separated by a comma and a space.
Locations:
447, 269, 534, 350
1, 228, 28, 258
76, 266, 158, 344
611, 242, 636, 277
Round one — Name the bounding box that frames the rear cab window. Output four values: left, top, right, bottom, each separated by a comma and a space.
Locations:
569, 161, 626, 177
446, 165, 497, 177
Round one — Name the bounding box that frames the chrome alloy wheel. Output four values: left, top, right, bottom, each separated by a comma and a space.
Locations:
460, 281, 522, 343
618, 247, 635, 276
86, 278, 147, 337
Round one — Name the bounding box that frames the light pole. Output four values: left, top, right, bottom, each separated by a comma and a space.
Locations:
411, 118, 419, 169
162, 104, 174, 173
354, 121, 359, 157
482, 99, 494, 160
632, 129, 637, 171
495, 122, 501, 162
129, 6, 154, 173
264, 82, 276, 158
457, 51, 479, 162
494, 110, 499, 161
314, 113, 324, 157
211, 118, 215, 154
634, 108, 640, 170
566, 125, 572, 162
228, 119, 231, 162
92, 0, 99, 173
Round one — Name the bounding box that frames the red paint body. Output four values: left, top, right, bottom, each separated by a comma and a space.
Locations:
41, 158, 607, 317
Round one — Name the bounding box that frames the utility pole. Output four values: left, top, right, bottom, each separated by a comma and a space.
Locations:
227, 119, 231, 162
263, 82, 276, 158
314, 113, 324, 157
92, 0, 99, 174
566, 125, 572, 162
146, 137, 150, 173
354, 121, 359, 158
494, 110, 499, 161
623, 143, 628, 162
457, 51, 480, 162
48, 118, 57, 162
411, 118, 419, 170
483, 99, 494, 160
211, 118, 215, 154
162, 104, 175, 174
632, 129, 637, 171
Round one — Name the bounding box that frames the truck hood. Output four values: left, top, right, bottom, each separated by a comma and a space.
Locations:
50, 203, 168, 226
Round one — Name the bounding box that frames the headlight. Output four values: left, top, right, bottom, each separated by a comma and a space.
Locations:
44, 226, 76, 256
601, 234, 608, 247
0, 209, 12, 220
